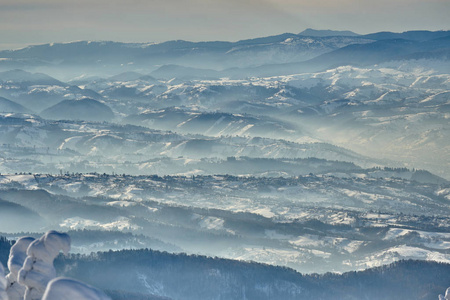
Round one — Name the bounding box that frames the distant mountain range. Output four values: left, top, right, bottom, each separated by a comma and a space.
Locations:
0, 30, 448, 80
0, 56, 449, 179
0, 35, 372, 71
298, 28, 360, 37
229, 35, 450, 77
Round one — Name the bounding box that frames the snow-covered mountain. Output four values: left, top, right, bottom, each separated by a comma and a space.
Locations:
0, 36, 375, 79
123, 107, 300, 140
0, 113, 384, 176
0, 172, 449, 275
0, 97, 29, 113
41, 98, 114, 122
1, 58, 448, 178
0, 70, 101, 112
65, 61, 449, 179
0, 29, 449, 295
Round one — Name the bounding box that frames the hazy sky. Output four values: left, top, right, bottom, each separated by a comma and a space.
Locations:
1, 0, 449, 50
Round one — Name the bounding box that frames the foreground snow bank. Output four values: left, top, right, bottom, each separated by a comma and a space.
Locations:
6, 237, 35, 300
2, 230, 110, 300
42, 278, 110, 300
439, 287, 450, 300
0, 263, 7, 300
17, 231, 71, 300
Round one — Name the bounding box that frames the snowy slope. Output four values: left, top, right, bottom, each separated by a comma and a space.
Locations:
0, 173, 449, 274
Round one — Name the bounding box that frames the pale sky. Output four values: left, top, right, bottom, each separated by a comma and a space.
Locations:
1, 0, 449, 50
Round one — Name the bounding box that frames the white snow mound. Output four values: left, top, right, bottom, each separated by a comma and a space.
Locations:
439, 287, 450, 300
6, 237, 35, 300
42, 278, 111, 300
7, 237, 35, 279
18, 231, 71, 300
0, 263, 8, 300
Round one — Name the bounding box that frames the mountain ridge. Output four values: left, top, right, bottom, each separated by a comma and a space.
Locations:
299, 28, 360, 37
